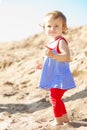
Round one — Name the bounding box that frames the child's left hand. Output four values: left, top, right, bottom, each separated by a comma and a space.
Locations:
45, 48, 55, 59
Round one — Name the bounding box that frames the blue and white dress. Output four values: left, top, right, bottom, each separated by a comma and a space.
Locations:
39, 36, 76, 90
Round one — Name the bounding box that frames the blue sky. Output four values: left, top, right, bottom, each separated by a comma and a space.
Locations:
0, 0, 87, 42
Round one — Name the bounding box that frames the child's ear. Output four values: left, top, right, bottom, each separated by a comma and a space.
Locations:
62, 25, 67, 33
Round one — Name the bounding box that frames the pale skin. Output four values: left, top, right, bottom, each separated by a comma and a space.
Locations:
36, 16, 70, 125
45, 39, 70, 62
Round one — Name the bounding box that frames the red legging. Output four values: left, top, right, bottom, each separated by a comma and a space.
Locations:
50, 88, 67, 117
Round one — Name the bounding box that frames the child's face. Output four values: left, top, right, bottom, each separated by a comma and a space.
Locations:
44, 17, 64, 38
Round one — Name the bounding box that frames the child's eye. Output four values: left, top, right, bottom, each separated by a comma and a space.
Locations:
55, 25, 58, 28
47, 25, 51, 28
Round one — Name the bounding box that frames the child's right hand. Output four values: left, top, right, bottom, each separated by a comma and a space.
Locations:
35, 63, 42, 70
35, 61, 42, 71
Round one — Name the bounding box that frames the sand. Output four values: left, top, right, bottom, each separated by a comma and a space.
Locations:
0, 25, 87, 130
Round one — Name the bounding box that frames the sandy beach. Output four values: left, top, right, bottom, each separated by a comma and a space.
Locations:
0, 25, 87, 130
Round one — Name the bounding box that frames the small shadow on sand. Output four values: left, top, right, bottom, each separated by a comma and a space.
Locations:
64, 90, 87, 102
81, 118, 87, 122
0, 97, 51, 114
69, 119, 87, 128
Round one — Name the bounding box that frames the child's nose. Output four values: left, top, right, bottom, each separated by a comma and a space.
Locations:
50, 27, 55, 30
50, 27, 56, 31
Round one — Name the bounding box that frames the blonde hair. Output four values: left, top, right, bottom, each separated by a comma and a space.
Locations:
42, 10, 67, 33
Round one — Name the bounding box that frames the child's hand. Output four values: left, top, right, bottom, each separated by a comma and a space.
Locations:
35, 63, 42, 70
35, 61, 42, 71
45, 48, 55, 59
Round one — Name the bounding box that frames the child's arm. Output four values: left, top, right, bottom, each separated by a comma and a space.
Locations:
45, 40, 70, 62
35, 57, 44, 71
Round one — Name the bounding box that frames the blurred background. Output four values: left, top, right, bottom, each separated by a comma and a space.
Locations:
0, 0, 87, 42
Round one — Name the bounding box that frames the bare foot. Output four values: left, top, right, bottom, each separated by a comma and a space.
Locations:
51, 117, 63, 126
61, 114, 69, 123
51, 121, 63, 126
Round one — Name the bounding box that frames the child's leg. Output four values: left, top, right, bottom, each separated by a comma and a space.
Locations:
50, 88, 68, 125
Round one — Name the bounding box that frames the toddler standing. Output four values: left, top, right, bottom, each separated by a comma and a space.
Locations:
36, 10, 76, 126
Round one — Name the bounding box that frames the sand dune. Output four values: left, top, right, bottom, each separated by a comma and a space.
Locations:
0, 25, 87, 130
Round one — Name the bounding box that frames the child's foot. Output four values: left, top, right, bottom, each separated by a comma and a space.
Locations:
51, 117, 63, 126
51, 120, 63, 126
61, 114, 69, 123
